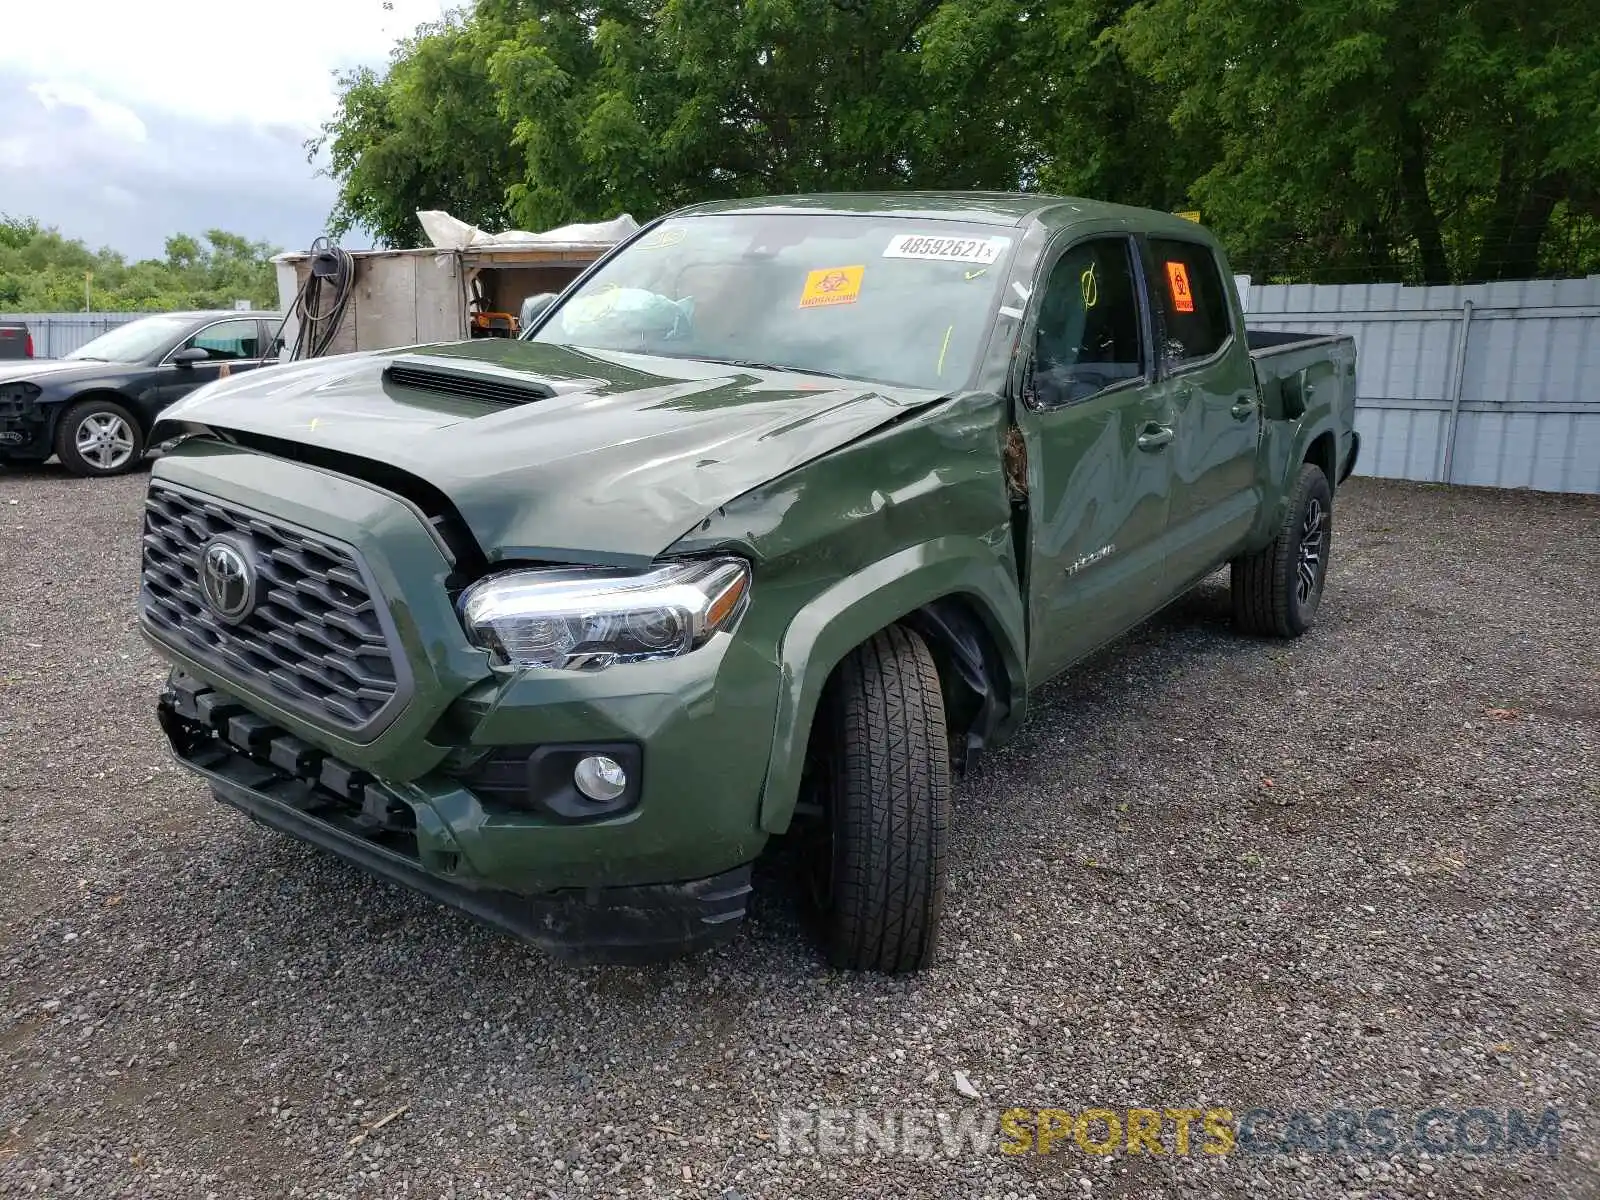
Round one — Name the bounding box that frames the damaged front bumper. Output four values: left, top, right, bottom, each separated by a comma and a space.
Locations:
157, 671, 756, 964
0, 386, 48, 457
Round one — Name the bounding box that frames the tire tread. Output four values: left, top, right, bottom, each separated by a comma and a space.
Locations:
825, 625, 950, 973
1232, 462, 1331, 638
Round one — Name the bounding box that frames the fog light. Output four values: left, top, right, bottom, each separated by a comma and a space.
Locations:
573, 755, 627, 803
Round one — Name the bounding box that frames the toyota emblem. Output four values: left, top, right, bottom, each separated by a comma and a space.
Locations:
200, 538, 255, 623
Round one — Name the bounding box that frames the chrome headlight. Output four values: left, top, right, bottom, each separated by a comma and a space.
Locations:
458, 557, 751, 671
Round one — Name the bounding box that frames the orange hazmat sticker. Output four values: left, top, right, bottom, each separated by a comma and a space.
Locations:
1166, 261, 1195, 313
799, 265, 864, 308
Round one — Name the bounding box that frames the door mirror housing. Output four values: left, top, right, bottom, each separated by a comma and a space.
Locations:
170, 346, 209, 367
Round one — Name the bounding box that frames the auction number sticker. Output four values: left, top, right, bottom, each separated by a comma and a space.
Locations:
883, 234, 1010, 265
799, 265, 865, 308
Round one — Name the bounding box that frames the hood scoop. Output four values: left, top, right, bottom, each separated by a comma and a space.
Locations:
384, 354, 557, 406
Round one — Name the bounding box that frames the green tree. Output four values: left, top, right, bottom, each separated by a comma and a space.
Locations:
1115, 0, 1600, 283
0, 218, 281, 312
311, 12, 520, 246
317, 0, 1600, 283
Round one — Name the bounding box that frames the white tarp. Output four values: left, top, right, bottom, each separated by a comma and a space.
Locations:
416, 210, 639, 252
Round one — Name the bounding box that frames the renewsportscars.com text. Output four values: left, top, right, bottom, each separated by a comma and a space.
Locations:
774, 1106, 1562, 1160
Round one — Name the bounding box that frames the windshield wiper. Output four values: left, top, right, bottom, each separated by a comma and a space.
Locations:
699, 356, 848, 380
69, 355, 109, 362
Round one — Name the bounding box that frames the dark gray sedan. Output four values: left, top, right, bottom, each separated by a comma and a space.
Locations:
0, 311, 283, 477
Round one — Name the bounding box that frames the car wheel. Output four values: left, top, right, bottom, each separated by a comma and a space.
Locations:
1231, 462, 1333, 638
817, 625, 951, 973
55, 398, 146, 477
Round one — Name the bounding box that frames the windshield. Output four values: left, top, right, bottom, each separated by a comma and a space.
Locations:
65, 315, 193, 362
529, 213, 1016, 389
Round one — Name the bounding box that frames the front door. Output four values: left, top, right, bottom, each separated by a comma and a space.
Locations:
1015, 233, 1175, 682
1143, 236, 1262, 586
151, 318, 271, 410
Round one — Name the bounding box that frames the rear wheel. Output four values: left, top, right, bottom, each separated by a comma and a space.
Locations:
55, 398, 144, 477
1231, 462, 1332, 637
816, 625, 951, 973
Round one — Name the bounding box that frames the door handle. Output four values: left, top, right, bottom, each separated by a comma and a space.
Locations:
1136, 423, 1174, 451
1230, 394, 1256, 420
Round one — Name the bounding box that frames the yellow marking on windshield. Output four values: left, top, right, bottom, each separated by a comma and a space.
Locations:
937, 324, 953, 376
637, 226, 685, 250
964, 268, 988, 281
1081, 263, 1099, 308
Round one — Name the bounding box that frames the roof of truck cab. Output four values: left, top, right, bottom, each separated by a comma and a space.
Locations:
668, 191, 1215, 237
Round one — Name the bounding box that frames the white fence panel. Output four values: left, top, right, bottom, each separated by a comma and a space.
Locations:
1245, 276, 1600, 494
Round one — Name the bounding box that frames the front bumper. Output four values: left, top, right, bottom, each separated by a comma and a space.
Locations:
0, 398, 49, 458
159, 672, 754, 963
142, 445, 784, 960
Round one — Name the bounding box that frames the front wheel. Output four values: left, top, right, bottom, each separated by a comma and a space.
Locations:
55, 398, 145, 477
1231, 462, 1333, 637
816, 625, 951, 973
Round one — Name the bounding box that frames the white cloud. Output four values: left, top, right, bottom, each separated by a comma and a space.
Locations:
28, 81, 148, 144
0, 2, 458, 257
0, 0, 453, 132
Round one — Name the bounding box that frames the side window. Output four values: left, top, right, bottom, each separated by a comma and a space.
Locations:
1031, 237, 1144, 406
185, 319, 260, 360
1148, 238, 1232, 368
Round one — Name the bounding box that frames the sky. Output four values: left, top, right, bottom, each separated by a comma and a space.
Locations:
0, 0, 454, 260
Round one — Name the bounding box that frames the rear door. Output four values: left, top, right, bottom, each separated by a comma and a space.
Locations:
1142, 236, 1262, 585
1014, 232, 1175, 682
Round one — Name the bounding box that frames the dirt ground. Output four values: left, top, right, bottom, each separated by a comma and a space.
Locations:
2, 465, 1597, 1199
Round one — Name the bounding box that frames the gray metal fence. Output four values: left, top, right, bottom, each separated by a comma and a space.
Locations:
1, 312, 143, 358
1245, 276, 1600, 494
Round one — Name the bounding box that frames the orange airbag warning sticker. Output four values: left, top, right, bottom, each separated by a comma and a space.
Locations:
1166, 261, 1195, 313
799, 265, 864, 308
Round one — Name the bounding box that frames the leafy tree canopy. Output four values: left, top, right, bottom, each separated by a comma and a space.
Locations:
317, 0, 1600, 284
0, 216, 280, 312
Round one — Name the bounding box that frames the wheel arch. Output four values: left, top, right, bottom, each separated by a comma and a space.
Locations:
1305, 427, 1337, 489
52, 388, 143, 438
756, 538, 1026, 835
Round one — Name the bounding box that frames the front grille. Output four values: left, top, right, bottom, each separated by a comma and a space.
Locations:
140, 483, 403, 733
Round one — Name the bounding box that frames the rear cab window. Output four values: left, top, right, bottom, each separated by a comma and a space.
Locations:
1148, 237, 1233, 370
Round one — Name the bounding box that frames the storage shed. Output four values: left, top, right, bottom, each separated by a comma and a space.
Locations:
271, 212, 638, 357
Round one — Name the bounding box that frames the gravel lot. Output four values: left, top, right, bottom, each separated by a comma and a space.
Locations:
2, 463, 1597, 1200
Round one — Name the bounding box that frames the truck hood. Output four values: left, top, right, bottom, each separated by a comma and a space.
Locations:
152, 339, 947, 563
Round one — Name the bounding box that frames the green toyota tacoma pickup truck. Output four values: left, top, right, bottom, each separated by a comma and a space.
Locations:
141, 193, 1358, 972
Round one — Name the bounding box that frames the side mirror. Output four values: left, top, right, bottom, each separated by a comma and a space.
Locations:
170, 346, 208, 367
519, 293, 557, 333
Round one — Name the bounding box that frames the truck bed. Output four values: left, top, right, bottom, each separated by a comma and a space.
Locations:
1246, 329, 1360, 481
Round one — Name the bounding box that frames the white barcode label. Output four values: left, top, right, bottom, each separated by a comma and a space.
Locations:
882, 234, 1011, 264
